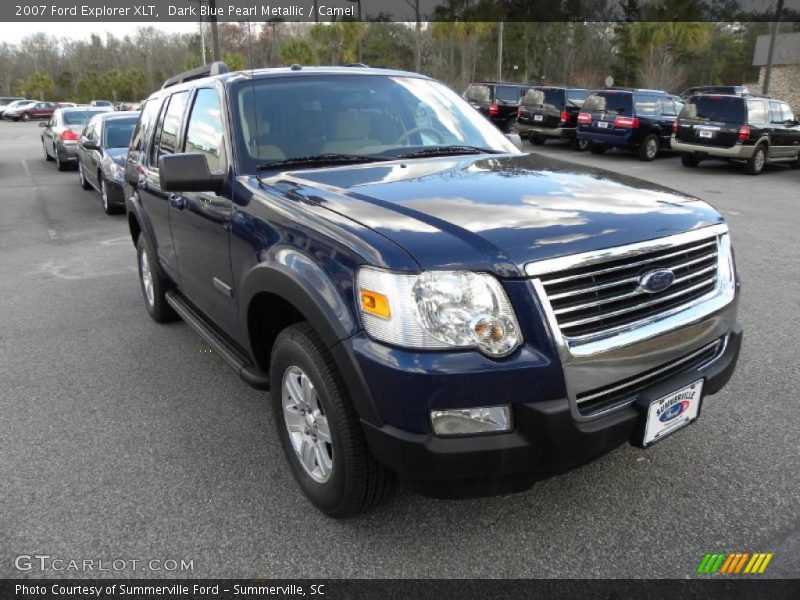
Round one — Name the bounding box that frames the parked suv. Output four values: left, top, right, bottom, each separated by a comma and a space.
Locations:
464, 81, 530, 131
680, 85, 749, 99
672, 94, 800, 174
126, 63, 741, 516
513, 86, 589, 148
577, 89, 682, 160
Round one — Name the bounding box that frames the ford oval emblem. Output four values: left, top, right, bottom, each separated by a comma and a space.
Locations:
659, 400, 690, 422
639, 269, 675, 294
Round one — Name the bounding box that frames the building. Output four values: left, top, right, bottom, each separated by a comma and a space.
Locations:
753, 32, 800, 111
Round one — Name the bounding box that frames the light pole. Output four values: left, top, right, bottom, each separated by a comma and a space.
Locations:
763, 0, 784, 95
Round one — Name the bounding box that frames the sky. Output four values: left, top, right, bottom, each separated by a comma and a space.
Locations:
0, 22, 201, 45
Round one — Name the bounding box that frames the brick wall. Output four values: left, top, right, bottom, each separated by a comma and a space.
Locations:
758, 64, 800, 113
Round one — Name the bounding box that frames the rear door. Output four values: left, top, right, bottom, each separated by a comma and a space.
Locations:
168, 86, 237, 333
464, 84, 491, 116
582, 91, 633, 136
780, 103, 800, 158
493, 85, 522, 122
676, 95, 745, 148
519, 87, 565, 128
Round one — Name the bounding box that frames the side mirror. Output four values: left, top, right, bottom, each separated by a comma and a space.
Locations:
38, 121, 47, 128
159, 153, 223, 193
81, 138, 98, 150
505, 132, 524, 151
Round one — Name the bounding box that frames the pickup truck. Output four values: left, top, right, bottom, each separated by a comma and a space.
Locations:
125, 63, 742, 517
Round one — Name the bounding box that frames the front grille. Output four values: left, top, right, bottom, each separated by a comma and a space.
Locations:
575, 338, 723, 416
538, 235, 720, 339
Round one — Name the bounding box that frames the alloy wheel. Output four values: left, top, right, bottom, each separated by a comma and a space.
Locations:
139, 248, 155, 307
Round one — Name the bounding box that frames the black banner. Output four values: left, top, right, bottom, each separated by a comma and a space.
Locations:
2, 580, 800, 600
2, 0, 800, 23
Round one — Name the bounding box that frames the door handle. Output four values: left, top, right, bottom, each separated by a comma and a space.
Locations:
169, 194, 187, 210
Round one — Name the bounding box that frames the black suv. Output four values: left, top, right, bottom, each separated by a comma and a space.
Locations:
576, 89, 682, 161
125, 63, 741, 516
463, 81, 530, 132
672, 94, 800, 174
513, 86, 589, 148
680, 85, 749, 99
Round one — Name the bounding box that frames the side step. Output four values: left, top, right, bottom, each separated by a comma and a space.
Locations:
165, 291, 270, 390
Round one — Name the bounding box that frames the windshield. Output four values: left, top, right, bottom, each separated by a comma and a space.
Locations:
103, 119, 137, 148
63, 111, 101, 126
583, 92, 633, 115
681, 96, 745, 123
232, 74, 518, 172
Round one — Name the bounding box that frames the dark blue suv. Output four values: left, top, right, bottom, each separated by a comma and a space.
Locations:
125, 63, 742, 516
577, 89, 684, 160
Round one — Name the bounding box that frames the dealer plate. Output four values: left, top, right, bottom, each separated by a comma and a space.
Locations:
698, 130, 713, 138
598, 121, 610, 128
534, 114, 544, 121
642, 380, 703, 446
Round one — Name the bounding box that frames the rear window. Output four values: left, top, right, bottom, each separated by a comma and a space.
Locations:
62, 111, 99, 126
566, 90, 588, 107
103, 119, 137, 148
522, 88, 564, 109
680, 96, 746, 123
494, 85, 522, 103
464, 85, 490, 103
583, 92, 634, 115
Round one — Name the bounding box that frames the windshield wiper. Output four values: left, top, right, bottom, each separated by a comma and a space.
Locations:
256, 153, 391, 172
395, 145, 504, 159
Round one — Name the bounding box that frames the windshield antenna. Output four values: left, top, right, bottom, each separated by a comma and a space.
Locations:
246, 20, 262, 183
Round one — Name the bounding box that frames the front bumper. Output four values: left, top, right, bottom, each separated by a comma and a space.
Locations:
671, 137, 755, 159
360, 325, 742, 497
515, 122, 575, 139
104, 178, 126, 206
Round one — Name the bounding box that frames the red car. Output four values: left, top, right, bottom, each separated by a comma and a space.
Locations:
3, 101, 57, 121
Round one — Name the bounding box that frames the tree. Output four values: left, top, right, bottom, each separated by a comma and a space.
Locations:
16, 71, 54, 99
278, 38, 314, 66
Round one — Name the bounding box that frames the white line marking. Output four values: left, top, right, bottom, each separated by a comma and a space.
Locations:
20, 159, 31, 180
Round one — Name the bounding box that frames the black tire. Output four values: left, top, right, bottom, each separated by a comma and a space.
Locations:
570, 137, 590, 151
54, 146, 68, 171
78, 161, 91, 189
637, 134, 659, 162
100, 176, 120, 215
21, 112, 31, 122
529, 135, 546, 145
270, 323, 396, 518
135, 236, 178, 323
744, 144, 766, 176
43, 139, 54, 162
681, 154, 700, 168
589, 144, 606, 155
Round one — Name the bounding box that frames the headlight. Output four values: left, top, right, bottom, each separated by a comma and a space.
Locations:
108, 161, 124, 182
356, 267, 521, 357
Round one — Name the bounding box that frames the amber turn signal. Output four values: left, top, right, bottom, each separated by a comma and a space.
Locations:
359, 289, 391, 319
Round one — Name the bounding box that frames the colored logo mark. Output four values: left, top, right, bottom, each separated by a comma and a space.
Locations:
696, 552, 774, 574
659, 400, 690, 422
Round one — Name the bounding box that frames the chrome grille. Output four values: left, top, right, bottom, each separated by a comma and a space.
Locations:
537, 235, 720, 339
575, 338, 723, 416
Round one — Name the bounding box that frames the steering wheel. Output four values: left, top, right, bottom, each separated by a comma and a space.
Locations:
394, 127, 445, 145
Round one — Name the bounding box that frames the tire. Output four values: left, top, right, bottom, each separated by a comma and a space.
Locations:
638, 134, 659, 162
100, 177, 119, 215
571, 138, 590, 151
505, 118, 517, 133
54, 145, 67, 171
270, 323, 396, 518
136, 236, 177, 323
78, 162, 91, 189
21, 112, 31, 122
589, 144, 606, 155
744, 144, 766, 175
681, 154, 700, 168
43, 139, 54, 162
529, 135, 546, 145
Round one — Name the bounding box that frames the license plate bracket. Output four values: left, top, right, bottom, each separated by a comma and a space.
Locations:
640, 379, 704, 447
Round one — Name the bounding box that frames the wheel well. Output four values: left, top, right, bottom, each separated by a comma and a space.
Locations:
248, 292, 306, 373
128, 212, 141, 246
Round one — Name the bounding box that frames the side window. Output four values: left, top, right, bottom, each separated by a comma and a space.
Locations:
83, 121, 94, 140
747, 100, 768, 126
158, 91, 189, 159
660, 97, 677, 116
769, 101, 783, 123
129, 97, 163, 155
184, 88, 226, 173
634, 94, 660, 116
93, 121, 102, 143
780, 103, 795, 123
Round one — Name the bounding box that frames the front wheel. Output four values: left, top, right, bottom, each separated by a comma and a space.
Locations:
744, 144, 766, 175
638, 134, 659, 162
136, 237, 177, 323
100, 177, 120, 215
270, 323, 396, 518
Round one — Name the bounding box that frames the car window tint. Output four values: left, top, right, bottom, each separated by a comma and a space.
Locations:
63, 111, 98, 126
635, 95, 660, 116
746, 100, 768, 125
104, 119, 137, 148
583, 92, 633, 115
681, 96, 746, 123
522, 88, 564, 109
660, 97, 677, 116
780, 103, 795, 122
158, 91, 189, 157
184, 88, 226, 172
494, 86, 521, 103
464, 85, 490, 103
769, 101, 784, 123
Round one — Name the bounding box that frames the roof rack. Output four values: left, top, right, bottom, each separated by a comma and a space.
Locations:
162, 62, 229, 89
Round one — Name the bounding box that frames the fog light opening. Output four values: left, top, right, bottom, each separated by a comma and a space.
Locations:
429, 406, 512, 436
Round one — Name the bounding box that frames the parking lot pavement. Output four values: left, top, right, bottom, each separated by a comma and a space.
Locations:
0, 119, 798, 579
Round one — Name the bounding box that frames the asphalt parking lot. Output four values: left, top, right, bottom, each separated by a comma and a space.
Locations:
1, 118, 798, 579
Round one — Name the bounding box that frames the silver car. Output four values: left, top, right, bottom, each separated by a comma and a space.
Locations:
41, 106, 113, 171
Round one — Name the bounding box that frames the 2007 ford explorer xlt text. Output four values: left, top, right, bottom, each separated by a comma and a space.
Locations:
124, 63, 742, 517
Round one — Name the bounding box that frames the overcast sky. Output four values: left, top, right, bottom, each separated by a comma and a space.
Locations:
1, 22, 201, 45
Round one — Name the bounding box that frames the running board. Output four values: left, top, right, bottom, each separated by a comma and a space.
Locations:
165, 290, 270, 390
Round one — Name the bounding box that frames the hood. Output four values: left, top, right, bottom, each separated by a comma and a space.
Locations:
106, 147, 127, 165
261, 153, 723, 277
